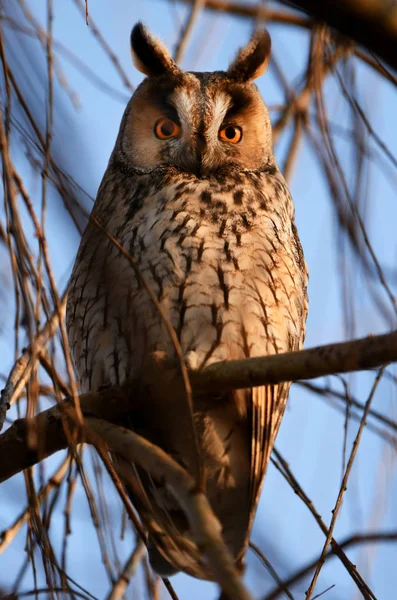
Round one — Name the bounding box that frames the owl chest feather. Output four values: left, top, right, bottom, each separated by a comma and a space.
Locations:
67, 168, 308, 576
67, 170, 307, 389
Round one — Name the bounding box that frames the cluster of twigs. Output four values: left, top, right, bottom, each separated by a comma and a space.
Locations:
1, 1, 397, 599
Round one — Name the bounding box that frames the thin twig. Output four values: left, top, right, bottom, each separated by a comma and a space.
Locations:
264, 530, 397, 600
105, 541, 146, 600
0, 292, 67, 431
305, 368, 385, 599
174, 0, 206, 64
72, 0, 134, 92
267, 449, 376, 600
250, 542, 294, 600
0, 456, 70, 555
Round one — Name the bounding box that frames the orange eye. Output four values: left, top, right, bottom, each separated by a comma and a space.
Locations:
219, 125, 242, 144
154, 118, 180, 140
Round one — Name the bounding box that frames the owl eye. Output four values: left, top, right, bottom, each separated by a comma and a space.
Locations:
154, 118, 180, 140
219, 125, 242, 144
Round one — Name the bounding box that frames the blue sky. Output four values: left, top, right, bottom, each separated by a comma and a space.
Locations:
1, 2, 397, 599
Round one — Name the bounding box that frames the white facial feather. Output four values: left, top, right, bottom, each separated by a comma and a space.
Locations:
170, 87, 195, 138
205, 92, 231, 142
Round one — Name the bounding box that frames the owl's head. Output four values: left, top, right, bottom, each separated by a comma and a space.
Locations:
115, 23, 274, 178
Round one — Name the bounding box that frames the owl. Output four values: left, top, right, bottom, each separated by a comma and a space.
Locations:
66, 23, 308, 581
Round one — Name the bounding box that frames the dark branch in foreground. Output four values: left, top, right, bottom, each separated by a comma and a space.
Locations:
290, 0, 397, 72
0, 386, 134, 483
2, 394, 253, 600
171, 0, 397, 72
1, 329, 397, 483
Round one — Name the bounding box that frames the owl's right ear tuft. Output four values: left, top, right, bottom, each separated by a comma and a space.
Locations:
130, 23, 179, 78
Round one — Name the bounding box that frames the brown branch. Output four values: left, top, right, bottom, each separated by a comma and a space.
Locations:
1, 329, 397, 482
0, 331, 395, 595
169, 0, 397, 81
72, 0, 134, 92
0, 456, 70, 555
0, 389, 251, 598
0, 385, 135, 483
289, 0, 397, 72
0, 293, 67, 431
174, 0, 206, 64
168, 0, 311, 27
188, 329, 397, 396
269, 449, 377, 600
105, 541, 146, 600
249, 542, 294, 600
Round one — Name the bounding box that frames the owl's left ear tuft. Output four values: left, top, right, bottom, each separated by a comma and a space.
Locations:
130, 22, 180, 78
227, 29, 271, 82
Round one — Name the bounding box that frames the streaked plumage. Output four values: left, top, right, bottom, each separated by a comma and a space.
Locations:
66, 23, 308, 580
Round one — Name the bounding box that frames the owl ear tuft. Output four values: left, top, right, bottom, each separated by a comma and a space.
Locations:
227, 29, 271, 82
130, 22, 179, 78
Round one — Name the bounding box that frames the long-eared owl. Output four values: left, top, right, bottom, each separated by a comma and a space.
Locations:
66, 23, 308, 580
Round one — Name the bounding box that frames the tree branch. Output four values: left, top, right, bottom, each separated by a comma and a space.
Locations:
1, 329, 396, 597
1, 389, 253, 597
104, 541, 147, 600
170, 0, 397, 74
189, 329, 397, 395
0, 292, 67, 431
289, 0, 397, 72
0, 385, 135, 483
263, 530, 397, 600
1, 329, 397, 483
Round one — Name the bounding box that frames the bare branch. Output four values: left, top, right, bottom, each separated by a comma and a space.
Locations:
169, 0, 397, 81
0, 456, 70, 555
72, 0, 134, 92
167, 0, 311, 27
0, 385, 135, 483
305, 368, 384, 599
268, 449, 377, 600
189, 329, 397, 396
105, 541, 146, 600
0, 293, 67, 431
174, 0, 206, 64
264, 530, 397, 600
289, 0, 397, 72
1, 328, 397, 482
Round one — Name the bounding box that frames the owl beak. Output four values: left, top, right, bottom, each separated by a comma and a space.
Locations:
191, 132, 206, 177
195, 132, 206, 154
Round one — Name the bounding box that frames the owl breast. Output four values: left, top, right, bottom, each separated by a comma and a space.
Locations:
67, 167, 306, 391
66, 165, 307, 577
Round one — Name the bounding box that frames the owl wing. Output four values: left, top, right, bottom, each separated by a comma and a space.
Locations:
245, 382, 290, 544
245, 220, 309, 543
